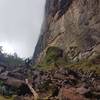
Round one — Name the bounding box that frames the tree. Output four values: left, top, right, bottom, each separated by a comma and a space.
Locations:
0, 46, 24, 67
0, 46, 3, 53
14, 53, 18, 59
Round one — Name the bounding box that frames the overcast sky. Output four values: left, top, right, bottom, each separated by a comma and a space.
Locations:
0, 0, 45, 58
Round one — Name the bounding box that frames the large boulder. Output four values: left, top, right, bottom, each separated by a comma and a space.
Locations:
58, 87, 86, 100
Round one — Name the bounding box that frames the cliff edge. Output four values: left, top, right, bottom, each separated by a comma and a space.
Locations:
33, 0, 100, 65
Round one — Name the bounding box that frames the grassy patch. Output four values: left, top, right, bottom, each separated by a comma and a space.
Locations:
36, 46, 100, 75
36, 46, 65, 70
37, 57, 100, 75
65, 59, 100, 75
0, 95, 14, 100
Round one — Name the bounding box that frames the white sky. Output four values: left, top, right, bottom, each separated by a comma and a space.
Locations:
0, 0, 45, 58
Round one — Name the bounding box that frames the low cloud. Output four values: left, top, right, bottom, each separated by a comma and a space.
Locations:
0, 0, 45, 58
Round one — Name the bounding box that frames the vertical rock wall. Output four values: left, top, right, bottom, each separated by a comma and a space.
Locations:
33, 0, 100, 64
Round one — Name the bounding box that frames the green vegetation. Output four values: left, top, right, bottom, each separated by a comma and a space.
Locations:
36, 46, 65, 70
37, 46, 100, 75
44, 46, 63, 65
66, 59, 100, 75
0, 80, 17, 96
0, 95, 14, 100
0, 46, 24, 67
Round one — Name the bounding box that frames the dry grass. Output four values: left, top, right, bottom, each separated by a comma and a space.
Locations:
0, 95, 14, 100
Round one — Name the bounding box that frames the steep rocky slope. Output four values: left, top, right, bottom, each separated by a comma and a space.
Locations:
33, 0, 100, 64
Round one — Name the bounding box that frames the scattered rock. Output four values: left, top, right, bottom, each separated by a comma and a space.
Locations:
59, 87, 86, 100
76, 86, 91, 95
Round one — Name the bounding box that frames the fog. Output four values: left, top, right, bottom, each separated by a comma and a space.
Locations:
0, 0, 45, 58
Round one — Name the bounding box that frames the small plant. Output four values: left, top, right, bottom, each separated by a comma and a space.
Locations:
44, 46, 63, 65
36, 46, 65, 70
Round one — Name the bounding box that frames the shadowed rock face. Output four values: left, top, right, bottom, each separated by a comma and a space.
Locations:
33, 0, 100, 63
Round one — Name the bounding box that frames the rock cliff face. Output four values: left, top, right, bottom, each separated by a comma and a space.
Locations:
33, 0, 100, 64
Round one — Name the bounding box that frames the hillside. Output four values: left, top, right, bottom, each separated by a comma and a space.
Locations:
0, 0, 100, 100
31, 0, 100, 99
33, 0, 100, 65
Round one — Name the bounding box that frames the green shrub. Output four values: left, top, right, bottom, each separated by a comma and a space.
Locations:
44, 46, 63, 65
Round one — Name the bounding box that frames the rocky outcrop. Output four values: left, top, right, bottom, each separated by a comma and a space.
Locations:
31, 1, 100, 99
33, 0, 100, 64
29, 67, 100, 100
